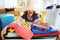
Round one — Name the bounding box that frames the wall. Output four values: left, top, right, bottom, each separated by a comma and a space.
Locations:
4, 0, 17, 8
0, 0, 17, 8
0, 0, 4, 8
55, 9, 60, 30
57, 0, 60, 5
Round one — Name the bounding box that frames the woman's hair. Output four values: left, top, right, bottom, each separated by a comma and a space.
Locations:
24, 10, 38, 18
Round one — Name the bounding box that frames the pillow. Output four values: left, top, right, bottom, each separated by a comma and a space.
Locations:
7, 11, 20, 16
0, 8, 6, 13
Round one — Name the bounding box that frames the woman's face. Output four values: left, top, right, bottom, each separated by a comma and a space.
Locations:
27, 10, 34, 17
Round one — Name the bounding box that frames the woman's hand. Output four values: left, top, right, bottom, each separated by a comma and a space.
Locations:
20, 17, 25, 22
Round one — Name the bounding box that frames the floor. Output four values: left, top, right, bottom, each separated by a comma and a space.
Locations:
5, 36, 57, 40
5, 39, 56, 40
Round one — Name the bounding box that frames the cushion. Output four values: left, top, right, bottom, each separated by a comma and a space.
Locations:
0, 14, 14, 29
0, 8, 6, 13
7, 11, 20, 16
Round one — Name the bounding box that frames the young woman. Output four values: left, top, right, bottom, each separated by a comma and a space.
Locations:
21, 10, 39, 22
21, 10, 52, 29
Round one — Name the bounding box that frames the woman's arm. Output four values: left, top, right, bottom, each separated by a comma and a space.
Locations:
1, 30, 5, 40
1, 27, 7, 40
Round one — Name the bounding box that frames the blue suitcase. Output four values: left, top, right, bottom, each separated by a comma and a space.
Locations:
31, 22, 57, 34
